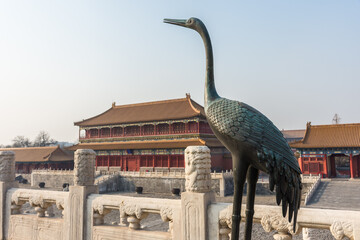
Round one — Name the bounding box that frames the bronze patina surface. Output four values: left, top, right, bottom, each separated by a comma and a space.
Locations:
164, 17, 302, 240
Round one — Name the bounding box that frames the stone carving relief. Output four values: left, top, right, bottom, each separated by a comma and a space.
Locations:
160, 206, 173, 222
119, 201, 148, 230
160, 206, 174, 234
74, 149, 95, 186
184, 146, 211, 193
330, 221, 354, 240
0, 151, 15, 182
219, 205, 232, 240
10, 189, 67, 217
261, 214, 299, 240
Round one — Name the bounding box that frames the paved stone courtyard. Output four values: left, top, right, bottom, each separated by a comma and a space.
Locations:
306, 179, 360, 210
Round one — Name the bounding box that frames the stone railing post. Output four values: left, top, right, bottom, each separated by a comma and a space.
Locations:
0, 151, 17, 240
67, 149, 98, 240
181, 146, 214, 240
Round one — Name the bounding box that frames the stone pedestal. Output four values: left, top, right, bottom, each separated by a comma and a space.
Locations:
67, 149, 98, 240
181, 146, 214, 240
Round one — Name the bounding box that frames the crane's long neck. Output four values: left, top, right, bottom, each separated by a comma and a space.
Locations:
196, 23, 219, 109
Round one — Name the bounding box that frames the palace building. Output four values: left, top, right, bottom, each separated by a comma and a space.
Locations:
290, 122, 360, 178
68, 94, 232, 172
0, 146, 74, 174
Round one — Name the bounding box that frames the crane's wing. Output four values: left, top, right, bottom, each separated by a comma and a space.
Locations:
206, 98, 302, 231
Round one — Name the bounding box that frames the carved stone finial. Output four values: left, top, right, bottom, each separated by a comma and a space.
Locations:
74, 149, 96, 186
184, 146, 211, 193
0, 151, 15, 182
330, 221, 354, 240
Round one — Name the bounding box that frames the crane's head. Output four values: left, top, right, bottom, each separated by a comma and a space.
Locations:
163, 17, 200, 30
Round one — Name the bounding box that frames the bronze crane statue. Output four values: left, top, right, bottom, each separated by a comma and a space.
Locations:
164, 17, 302, 240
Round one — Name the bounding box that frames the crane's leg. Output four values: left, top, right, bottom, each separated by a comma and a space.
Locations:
244, 166, 259, 240
231, 157, 249, 240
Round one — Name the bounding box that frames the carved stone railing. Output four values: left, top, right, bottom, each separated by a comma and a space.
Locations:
104, 169, 233, 179
119, 170, 186, 178
7, 188, 68, 218
31, 169, 74, 174
87, 194, 181, 240
303, 174, 321, 205
215, 204, 359, 240
301, 174, 321, 183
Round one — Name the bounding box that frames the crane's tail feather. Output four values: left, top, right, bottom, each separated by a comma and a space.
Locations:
267, 155, 302, 233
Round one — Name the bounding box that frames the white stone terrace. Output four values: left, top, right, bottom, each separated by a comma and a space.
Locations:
0, 148, 359, 240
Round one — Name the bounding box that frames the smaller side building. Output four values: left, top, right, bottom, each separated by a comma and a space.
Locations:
290, 122, 360, 178
0, 146, 74, 174
281, 129, 305, 143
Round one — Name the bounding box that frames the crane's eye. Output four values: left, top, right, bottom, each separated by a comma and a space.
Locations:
187, 19, 193, 24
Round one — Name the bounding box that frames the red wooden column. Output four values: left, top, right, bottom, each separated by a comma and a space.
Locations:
298, 157, 303, 172
350, 154, 354, 178
107, 155, 110, 171
98, 128, 100, 138
323, 154, 328, 178
170, 123, 173, 134
185, 122, 189, 133
110, 128, 112, 137
168, 155, 170, 170
197, 121, 200, 133
152, 155, 155, 169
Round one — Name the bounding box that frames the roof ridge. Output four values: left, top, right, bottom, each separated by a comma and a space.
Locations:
311, 123, 360, 128
281, 129, 305, 132
0, 146, 58, 150
301, 122, 311, 143
113, 97, 187, 109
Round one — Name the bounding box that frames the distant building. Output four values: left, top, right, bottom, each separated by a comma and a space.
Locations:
281, 129, 305, 143
0, 146, 74, 174
68, 94, 231, 172
290, 122, 360, 178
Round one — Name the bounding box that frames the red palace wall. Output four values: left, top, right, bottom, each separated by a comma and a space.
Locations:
211, 154, 232, 171
96, 154, 184, 171
96, 152, 232, 172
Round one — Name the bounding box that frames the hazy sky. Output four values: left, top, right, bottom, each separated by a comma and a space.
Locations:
0, 1, 359, 145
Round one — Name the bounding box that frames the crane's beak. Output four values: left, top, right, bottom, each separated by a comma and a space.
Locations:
163, 18, 187, 27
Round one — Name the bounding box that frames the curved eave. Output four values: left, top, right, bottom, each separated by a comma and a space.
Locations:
290, 143, 360, 149
74, 107, 114, 126
67, 139, 207, 151
15, 160, 73, 163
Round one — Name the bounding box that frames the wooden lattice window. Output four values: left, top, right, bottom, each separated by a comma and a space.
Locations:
158, 124, 169, 134
309, 163, 319, 172
172, 123, 185, 133
143, 125, 154, 135
112, 127, 123, 136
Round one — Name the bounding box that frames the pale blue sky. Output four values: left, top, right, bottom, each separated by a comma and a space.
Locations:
0, 1, 359, 145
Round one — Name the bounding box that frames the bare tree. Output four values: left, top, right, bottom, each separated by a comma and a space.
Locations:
12, 136, 32, 148
33, 131, 57, 147
332, 113, 341, 124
